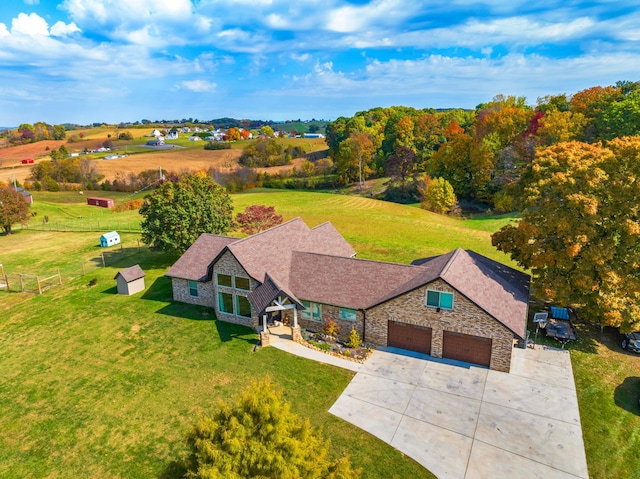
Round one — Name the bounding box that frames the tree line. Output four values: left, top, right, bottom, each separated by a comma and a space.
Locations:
325, 80, 640, 208
1, 122, 66, 145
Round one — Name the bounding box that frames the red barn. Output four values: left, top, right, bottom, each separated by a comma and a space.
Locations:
87, 197, 114, 208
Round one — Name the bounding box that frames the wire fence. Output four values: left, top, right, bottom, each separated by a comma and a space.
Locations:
23, 217, 142, 233
0, 243, 145, 294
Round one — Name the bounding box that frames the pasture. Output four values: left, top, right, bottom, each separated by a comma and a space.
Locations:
1, 190, 639, 478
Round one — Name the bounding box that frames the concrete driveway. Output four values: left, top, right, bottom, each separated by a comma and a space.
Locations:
329, 345, 589, 479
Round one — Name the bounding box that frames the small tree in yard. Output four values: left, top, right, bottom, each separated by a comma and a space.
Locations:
235, 204, 283, 235
140, 172, 233, 253
184, 378, 360, 479
0, 187, 30, 234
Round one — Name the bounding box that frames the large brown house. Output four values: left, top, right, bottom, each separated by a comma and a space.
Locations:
166, 218, 530, 372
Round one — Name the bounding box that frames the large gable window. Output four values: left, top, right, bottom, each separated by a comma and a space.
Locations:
218, 292, 234, 313
234, 276, 250, 290
426, 290, 454, 310
236, 295, 252, 318
301, 300, 322, 321
217, 273, 232, 287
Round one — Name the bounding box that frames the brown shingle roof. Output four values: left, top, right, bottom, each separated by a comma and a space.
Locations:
248, 273, 304, 316
440, 249, 529, 338
166, 234, 238, 281
288, 252, 424, 310
403, 249, 529, 338
223, 218, 356, 283
114, 264, 145, 282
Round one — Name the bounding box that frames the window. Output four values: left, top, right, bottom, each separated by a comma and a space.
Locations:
188, 280, 198, 297
217, 273, 232, 287
218, 292, 234, 313
426, 290, 454, 310
236, 295, 252, 318
234, 276, 250, 290
339, 308, 357, 321
301, 300, 322, 321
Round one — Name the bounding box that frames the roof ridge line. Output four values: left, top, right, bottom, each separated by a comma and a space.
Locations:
229, 216, 305, 246
293, 250, 419, 268
440, 247, 464, 277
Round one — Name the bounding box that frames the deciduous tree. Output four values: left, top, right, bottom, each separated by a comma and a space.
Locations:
235, 205, 283, 235
420, 176, 457, 214
492, 138, 640, 330
0, 187, 30, 234
140, 172, 233, 253
259, 125, 274, 137
184, 379, 360, 479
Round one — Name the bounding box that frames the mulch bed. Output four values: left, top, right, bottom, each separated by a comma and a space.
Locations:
299, 330, 373, 363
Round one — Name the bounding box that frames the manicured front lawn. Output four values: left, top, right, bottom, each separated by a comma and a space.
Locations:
0, 245, 432, 478
570, 323, 640, 479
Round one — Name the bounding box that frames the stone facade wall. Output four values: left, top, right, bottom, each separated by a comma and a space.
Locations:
211, 251, 259, 329
172, 278, 216, 307
366, 279, 515, 372
297, 303, 364, 342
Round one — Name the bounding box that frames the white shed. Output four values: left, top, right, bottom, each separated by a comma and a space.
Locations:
100, 231, 120, 248
114, 264, 146, 295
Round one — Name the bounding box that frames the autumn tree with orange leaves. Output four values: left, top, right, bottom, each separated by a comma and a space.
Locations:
492, 137, 640, 331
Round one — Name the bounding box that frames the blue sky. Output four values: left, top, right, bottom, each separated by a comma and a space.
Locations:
0, 0, 638, 125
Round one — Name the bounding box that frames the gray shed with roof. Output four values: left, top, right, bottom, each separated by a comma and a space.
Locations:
114, 264, 146, 295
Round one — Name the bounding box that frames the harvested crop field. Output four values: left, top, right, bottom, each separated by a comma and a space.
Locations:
0, 140, 64, 162
96, 148, 305, 181
96, 148, 242, 181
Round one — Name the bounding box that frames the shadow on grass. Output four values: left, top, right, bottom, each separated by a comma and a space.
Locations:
157, 460, 187, 479
155, 301, 258, 346
101, 285, 118, 295
214, 319, 259, 346
614, 377, 640, 415
141, 276, 173, 302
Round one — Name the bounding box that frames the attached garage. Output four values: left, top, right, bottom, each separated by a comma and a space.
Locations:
388, 321, 432, 355
442, 331, 492, 367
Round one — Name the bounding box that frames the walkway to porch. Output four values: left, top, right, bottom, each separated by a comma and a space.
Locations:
267, 325, 362, 372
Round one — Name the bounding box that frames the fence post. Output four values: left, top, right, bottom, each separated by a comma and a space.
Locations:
19, 274, 24, 292
101, 252, 106, 268
57, 268, 62, 286
137, 239, 140, 250
36, 275, 42, 294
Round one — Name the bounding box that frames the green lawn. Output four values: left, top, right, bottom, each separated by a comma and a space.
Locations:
0, 245, 433, 478
2, 189, 638, 478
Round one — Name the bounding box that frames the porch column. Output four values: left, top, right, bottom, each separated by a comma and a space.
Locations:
291, 307, 302, 342
263, 314, 268, 332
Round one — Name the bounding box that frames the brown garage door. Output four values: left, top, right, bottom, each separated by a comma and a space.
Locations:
388, 321, 432, 355
442, 331, 492, 367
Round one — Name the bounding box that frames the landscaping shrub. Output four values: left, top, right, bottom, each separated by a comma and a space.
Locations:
344, 328, 362, 349
322, 318, 340, 339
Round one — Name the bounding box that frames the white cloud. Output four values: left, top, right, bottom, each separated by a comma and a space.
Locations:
325, 0, 418, 33
291, 53, 310, 62
50, 21, 81, 37
12, 12, 49, 36
178, 79, 217, 92
0, 23, 9, 37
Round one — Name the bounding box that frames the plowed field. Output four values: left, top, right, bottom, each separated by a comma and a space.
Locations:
1, 142, 307, 185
